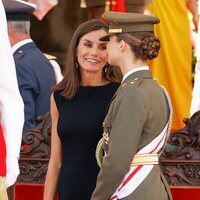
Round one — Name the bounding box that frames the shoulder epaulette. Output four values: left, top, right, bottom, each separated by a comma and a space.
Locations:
121, 77, 140, 88
16, 50, 25, 59
43, 53, 57, 60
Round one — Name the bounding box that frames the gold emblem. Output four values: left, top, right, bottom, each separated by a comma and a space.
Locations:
108, 28, 123, 33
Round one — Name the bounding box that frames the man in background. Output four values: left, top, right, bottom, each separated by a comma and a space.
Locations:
3, 0, 56, 134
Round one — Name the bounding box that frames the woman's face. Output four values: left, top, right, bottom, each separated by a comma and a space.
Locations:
106, 35, 120, 66
77, 29, 108, 74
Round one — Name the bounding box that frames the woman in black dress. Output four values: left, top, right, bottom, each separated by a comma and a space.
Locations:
43, 19, 122, 200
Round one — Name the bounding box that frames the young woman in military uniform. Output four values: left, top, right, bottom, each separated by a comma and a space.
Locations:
92, 11, 173, 200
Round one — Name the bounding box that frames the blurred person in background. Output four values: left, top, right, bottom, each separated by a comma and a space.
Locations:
0, 0, 24, 199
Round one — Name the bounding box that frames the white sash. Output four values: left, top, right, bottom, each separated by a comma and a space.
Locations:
109, 88, 172, 200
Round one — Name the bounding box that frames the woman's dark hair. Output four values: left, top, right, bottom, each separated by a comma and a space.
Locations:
54, 19, 122, 100
116, 31, 160, 61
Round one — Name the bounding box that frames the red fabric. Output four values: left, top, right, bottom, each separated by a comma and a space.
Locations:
171, 187, 200, 200
22, 144, 30, 150
104, 0, 126, 12
15, 184, 58, 200
111, 0, 126, 12
14, 184, 200, 200
0, 123, 6, 176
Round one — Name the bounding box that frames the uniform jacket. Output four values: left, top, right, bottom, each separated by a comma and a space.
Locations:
13, 41, 56, 133
91, 70, 172, 200
85, 0, 152, 7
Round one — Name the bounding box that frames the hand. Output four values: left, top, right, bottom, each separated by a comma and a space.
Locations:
5, 156, 20, 188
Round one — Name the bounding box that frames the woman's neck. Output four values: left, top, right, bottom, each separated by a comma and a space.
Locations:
80, 71, 109, 86
120, 58, 147, 76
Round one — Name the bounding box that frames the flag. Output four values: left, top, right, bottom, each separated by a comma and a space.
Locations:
105, 0, 126, 12
28, 0, 58, 20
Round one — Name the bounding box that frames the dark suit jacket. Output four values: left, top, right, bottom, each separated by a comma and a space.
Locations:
13, 42, 56, 133
91, 70, 172, 200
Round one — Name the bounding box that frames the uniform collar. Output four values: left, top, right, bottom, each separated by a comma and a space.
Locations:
12, 39, 33, 54
122, 66, 149, 82
107, 67, 152, 110
122, 68, 152, 84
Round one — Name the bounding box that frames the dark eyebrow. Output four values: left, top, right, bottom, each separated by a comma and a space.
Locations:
99, 42, 108, 45
82, 39, 107, 45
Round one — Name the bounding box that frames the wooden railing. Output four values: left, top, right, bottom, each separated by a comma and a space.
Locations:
18, 112, 51, 184
160, 110, 200, 186
17, 111, 200, 186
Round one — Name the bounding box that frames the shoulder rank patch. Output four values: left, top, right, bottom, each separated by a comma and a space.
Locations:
16, 50, 25, 59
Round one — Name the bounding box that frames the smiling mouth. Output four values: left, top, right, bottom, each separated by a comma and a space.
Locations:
85, 58, 100, 63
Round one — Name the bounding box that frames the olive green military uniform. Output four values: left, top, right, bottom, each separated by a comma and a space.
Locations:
84, 0, 152, 19
91, 70, 172, 200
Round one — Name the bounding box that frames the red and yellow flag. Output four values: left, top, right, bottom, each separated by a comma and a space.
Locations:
105, 0, 126, 12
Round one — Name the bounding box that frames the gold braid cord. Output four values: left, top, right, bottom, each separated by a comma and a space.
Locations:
160, 85, 173, 150
0, 177, 8, 200
95, 138, 104, 168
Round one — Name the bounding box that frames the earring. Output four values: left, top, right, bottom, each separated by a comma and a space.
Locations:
104, 62, 109, 73
76, 61, 79, 68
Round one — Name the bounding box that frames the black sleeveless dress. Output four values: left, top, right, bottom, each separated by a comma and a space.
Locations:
54, 82, 119, 200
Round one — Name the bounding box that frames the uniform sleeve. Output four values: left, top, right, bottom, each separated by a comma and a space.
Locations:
91, 87, 147, 200
15, 61, 39, 133
0, 0, 24, 158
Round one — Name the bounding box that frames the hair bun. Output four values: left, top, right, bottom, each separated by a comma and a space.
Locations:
140, 35, 160, 59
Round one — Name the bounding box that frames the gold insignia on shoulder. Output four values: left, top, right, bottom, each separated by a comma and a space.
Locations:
121, 83, 127, 87
43, 53, 57, 60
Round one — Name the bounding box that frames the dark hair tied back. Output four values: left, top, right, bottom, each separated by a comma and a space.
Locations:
140, 35, 160, 59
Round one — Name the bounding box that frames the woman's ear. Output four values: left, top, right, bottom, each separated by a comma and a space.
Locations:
119, 40, 126, 52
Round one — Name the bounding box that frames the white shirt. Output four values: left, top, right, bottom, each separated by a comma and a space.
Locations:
122, 66, 149, 82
